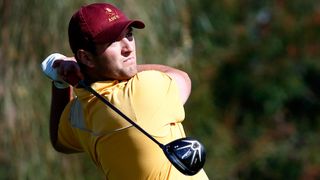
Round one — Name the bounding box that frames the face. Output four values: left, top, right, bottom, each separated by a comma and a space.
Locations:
88, 28, 138, 81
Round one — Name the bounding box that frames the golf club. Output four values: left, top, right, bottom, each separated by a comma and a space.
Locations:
78, 80, 206, 176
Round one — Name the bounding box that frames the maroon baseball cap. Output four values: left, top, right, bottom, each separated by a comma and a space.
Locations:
68, 3, 145, 54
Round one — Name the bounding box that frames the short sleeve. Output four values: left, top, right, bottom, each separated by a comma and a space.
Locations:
57, 100, 83, 152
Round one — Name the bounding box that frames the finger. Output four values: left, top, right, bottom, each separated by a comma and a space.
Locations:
64, 74, 83, 86
66, 56, 76, 61
73, 64, 84, 79
65, 62, 83, 79
57, 63, 65, 77
52, 60, 63, 68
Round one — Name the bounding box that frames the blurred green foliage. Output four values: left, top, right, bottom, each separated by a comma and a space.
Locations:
0, 0, 320, 179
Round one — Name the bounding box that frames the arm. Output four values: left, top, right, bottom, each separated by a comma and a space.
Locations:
41, 53, 83, 152
137, 64, 191, 104
50, 84, 73, 152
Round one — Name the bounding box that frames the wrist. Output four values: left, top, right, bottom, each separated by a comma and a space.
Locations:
52, 81, 72, 94
53, 81, 69, 89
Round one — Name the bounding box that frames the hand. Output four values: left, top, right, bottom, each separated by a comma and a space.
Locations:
41, 53, 84, 88
53, 58, 84, 86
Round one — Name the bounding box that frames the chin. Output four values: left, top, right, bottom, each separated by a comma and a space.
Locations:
128, 67, 138, 76
119, 72, 137, 80
128, 71, 138, 79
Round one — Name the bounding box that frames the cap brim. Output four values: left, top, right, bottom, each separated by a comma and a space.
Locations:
128, 20, 145, 29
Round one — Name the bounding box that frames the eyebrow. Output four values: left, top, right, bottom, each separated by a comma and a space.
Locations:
126, 27, 133, 33
117, 27, 133, 40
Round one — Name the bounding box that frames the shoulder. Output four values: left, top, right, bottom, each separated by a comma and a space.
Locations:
130, 70, 176, 92
133, 70, 173, 86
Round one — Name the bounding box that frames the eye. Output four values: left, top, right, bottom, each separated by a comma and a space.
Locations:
125, 30, 134, 41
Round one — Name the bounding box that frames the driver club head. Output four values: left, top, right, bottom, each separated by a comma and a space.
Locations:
163, 137, 206, 176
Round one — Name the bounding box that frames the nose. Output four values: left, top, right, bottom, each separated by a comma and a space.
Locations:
120, 38, 133, 55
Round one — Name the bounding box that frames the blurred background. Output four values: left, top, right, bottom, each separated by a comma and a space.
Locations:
1, 0, 320, 179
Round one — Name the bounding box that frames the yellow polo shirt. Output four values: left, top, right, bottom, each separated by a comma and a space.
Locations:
57, 70, 208, 179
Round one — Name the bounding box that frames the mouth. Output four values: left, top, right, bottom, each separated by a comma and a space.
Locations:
123, 57, 135, 63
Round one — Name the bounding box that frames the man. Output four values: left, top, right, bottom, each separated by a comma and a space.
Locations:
41, 2, 208, 179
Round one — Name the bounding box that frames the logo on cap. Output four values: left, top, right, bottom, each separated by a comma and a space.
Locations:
105, 7, 120, 22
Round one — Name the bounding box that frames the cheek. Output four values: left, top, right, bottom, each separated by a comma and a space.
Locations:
104, 47, 121, 62
98, 53, 121, 72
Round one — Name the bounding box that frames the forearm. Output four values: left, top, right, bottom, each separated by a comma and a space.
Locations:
137, 64, 190, 80
137, 64, 176, 73
50, 83, 73, 151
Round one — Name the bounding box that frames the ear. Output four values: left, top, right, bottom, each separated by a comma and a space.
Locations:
76, 49, 95, 68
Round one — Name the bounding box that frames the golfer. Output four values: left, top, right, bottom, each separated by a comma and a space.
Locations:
41, 2, 208, 179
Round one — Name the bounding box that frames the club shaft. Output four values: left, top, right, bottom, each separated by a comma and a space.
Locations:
79, 80, 164, 148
